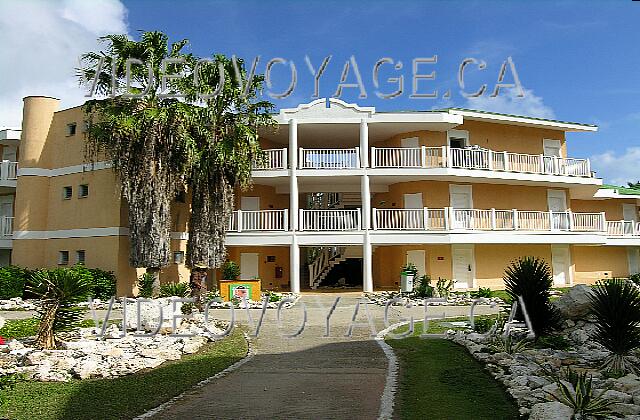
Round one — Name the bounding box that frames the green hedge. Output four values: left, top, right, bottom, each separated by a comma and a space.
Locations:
0, 266, 33, 299
0, 265, 117, 301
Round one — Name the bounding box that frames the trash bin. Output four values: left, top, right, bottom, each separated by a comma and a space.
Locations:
400, 272, 415, 292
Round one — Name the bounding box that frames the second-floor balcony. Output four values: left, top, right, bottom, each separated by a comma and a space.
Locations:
371, 146, 593, 177
0, 161, 18, 182
227, 209, 289, 232
252, 147, 594, 178
607, 220, 640, 236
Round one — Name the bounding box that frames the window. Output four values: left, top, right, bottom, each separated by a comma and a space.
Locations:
63, 186, 73, 200
447, 129, 469, 149
58, 251, 69, 265
173, 251, 185, 264
79, 184, 89, 198
66, 123, 77, 136
76, 250, 86, 265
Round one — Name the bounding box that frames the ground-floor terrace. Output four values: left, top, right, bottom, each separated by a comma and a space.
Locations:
216, 242, 640, 293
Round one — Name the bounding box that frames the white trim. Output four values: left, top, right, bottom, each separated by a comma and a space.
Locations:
14, 227, 128, 240
17, 161, 112, 178
446, 109, 598, 132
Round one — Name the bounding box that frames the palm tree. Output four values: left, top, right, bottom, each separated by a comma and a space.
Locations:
27, 269, 93, 349
181, 55, 274, 271
78, 32, 196, 295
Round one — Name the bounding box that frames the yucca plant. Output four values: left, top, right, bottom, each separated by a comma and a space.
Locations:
589, 278, 640, 374
547, 369, 614, 418
488, 335, 531, 354
27, 269, 93, 349
503, 256, 562, 337
159, 282, 191, 298
137, 272, 155, 298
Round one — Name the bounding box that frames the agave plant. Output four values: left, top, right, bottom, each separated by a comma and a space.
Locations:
159, 282, 191, 298
547, 369, 613, 418
488, 335, 531, 354
589, 278, 640, 374
27, 269, 93, 349
503, 256, 562, 337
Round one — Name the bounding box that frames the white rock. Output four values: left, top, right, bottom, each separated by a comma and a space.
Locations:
529, 402, 574, 420
603, 389, 632, 403
611, 402, 640, 416
553, 285, 592, 320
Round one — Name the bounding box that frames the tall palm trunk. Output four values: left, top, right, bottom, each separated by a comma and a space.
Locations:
35, 301, 59, 350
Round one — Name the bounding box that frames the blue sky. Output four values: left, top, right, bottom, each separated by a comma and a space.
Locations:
1, 0, 638, 185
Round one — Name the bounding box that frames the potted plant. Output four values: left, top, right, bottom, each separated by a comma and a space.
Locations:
222, 261, 241, 280
400, 263, 418, 293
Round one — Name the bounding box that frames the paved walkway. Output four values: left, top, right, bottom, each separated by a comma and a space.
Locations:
149, 294, 496, 420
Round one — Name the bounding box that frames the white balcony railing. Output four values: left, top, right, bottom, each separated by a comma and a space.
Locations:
0, 161, 17, 181
253, 148, 288, 170
227, 209, 288, 232
299, 209, 361, 231
607, 220, 640, 236
1, 216, 13, 237
372, 208, 605, 233
371, 146, 593, 177
299, 148, 360, 169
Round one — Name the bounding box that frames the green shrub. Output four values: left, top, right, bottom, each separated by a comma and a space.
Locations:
488, 335, 530, 354
0, 266, 32, 299
413, 275, 434, 298
629, 273, 640, 287
159, 282, 190, 298
222, 261, 241, 280
503, 256, 561, 337
534, 334, 571, 351
137, 273, 155, 298
435, 278, 455, 299
87, 268, 117, 300
589, 278, 640, 374
27, 268, 93, 349
473, 315, 499, 334
472, 287, 493, 298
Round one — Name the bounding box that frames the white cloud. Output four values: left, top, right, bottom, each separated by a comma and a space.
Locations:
0, 0, 128, 128
590, 147, 640, 186
464, 88, 555, 119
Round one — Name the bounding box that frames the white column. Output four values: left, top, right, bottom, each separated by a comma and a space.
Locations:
359, 119, 369, 168
290, 236, 300, 293
289, 118, 298, 231
363, 239, 373, 292
361, 174, 371, 230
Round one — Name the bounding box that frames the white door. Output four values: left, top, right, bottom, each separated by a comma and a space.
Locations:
406, 250, 426, 279
623, 204, 638, 221
241, 196, 260, 211
547, 190, 568, 230
403, 193, 423, 228
401, 137, 419, 148
403, 193, 423, 209
0, 196, 13, 219
551, 245, 571, 286
628, 247, 640, 276
452, 245, 474, 289
240, 253, 260, 280
450, 185, 473, 229
543, 139, 561, 174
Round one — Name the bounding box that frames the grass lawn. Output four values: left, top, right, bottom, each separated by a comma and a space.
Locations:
0, 328, 247, 420
387, 322, 519, 420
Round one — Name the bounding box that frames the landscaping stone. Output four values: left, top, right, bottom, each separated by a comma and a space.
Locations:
529, 402, 574, 420
603, 389, 633, 403
552, 284, 593, 320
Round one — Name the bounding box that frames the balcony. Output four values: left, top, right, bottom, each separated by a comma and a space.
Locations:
0, 217, 13, 238
0, 161, 18, 186
371, 146, 593, 177
299, 148, 360, 169
253, 148, 288, 170
607, 220, 640, 236
299, 209, 361, 231
372, 208, 605, 233
227, 210, 288, 232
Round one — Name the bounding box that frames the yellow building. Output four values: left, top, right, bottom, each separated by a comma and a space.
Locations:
10, 96, 640, 294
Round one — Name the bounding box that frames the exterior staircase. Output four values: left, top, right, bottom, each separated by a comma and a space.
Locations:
308, 246, 363, 289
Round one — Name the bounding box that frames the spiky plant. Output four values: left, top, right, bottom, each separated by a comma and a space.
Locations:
159, 282, 191, 298
589, 278, 640, 374
503, 256, 562, 337
27, 269, 93, 349
547, 369, 614, 418
488, 335, 530, 354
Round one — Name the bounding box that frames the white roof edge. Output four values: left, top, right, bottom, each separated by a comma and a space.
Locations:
594, 188, 640, 200
0, 129, 22, 140
447, 109, 598, 132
